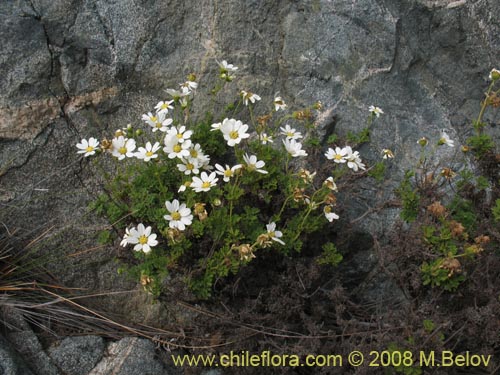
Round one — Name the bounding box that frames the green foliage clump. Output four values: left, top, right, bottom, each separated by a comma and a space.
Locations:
396, 171, 420, 222
493, 199, 500, 222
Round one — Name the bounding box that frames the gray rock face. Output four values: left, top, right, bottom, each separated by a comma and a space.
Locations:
0, 334, 35, 375
48, 336, 105, 375
88, 337, 170, 375
0, 0, 498, 312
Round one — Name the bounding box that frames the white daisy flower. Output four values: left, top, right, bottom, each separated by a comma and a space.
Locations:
369, 105, 384, 117
142, 111, 173, 132
178, 181, 191, 193
163, 135, 192, 159
323, 177, 338, 191
191, 172, 218, 192
177, 158, 200, 175
164, 199, 193, 231
219, 118, 250, 147
167, 126, 192, 143
214, 163, 242, 182
154, 100, 174, 115
218, 60, 238, 72
325, 146, 347, 163
243, 153, 268, 174
274, 97, 287, 111
283, 138, 307, 157
240, 90, 261, 106
344, 146, 366, 171
76, 137, 99, 157
120, 227, 132, 247
266, 222, 285, 245
125, 223, 158, 254
187, 143, 204, 161
180, 80, 198, 91
438, 131, 454, 147
111, 136, 136, 160
259, 133, 273, 144
324, 206, 339, 222
210, 122, 222, 132
165, 88, 189, 101
135, 142, 161, 161
382, 149, 394, 159
280, 124, 303, 140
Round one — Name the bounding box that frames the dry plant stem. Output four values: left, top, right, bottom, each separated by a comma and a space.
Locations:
38, 288, 243, 350
176, 301, 406, 340
475, 81, 496, 134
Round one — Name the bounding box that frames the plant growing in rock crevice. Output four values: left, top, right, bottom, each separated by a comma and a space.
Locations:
395, 68, 499, 291
78, 60, 385, 298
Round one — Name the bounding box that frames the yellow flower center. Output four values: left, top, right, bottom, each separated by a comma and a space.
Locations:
202, 181, 211, 189
171, 211, 181, 221
161, 103, 168, 109
155, 122, 162, 128
224, 170, 232, 177
334, 154, 343, 160
173, 144, 182, 153
286, 132, 294, 137
229, 130, 239, 139
146, 151, 154, 157
86, 146, 94, 152
139, 235, 148, 245
269, 231, 276, 238
151, 116, 157, 122
186, 163, 194, 170
176, 133, 183, 139
118, 147, 127, 154
190, 150, 198, 157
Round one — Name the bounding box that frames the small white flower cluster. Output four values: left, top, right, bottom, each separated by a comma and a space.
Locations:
325, 146, 366, 172
416, 130, 455, 148
218, 60, 238, 81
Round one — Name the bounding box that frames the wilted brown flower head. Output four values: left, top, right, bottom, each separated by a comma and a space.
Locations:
474, 235, 490, 245
292, 109, 313, 121
427, 201, 447, 218
257, 114, 272, 127
439, 258, 462, 277
440, 168, 456, 180
448, 220, 466, 239
140, 274, 154, 287
101, 138, 112, 150
298, 168, 316, 183
234, 244, 256, 261
293, 187, 308, 202
325, 193, 337, 205
466, 244, 484, 255
256, 233, 272, 248
166, 228, 182, 243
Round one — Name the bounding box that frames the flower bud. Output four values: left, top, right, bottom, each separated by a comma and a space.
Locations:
489, 68, 500, 81
417, 137, 428, 147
